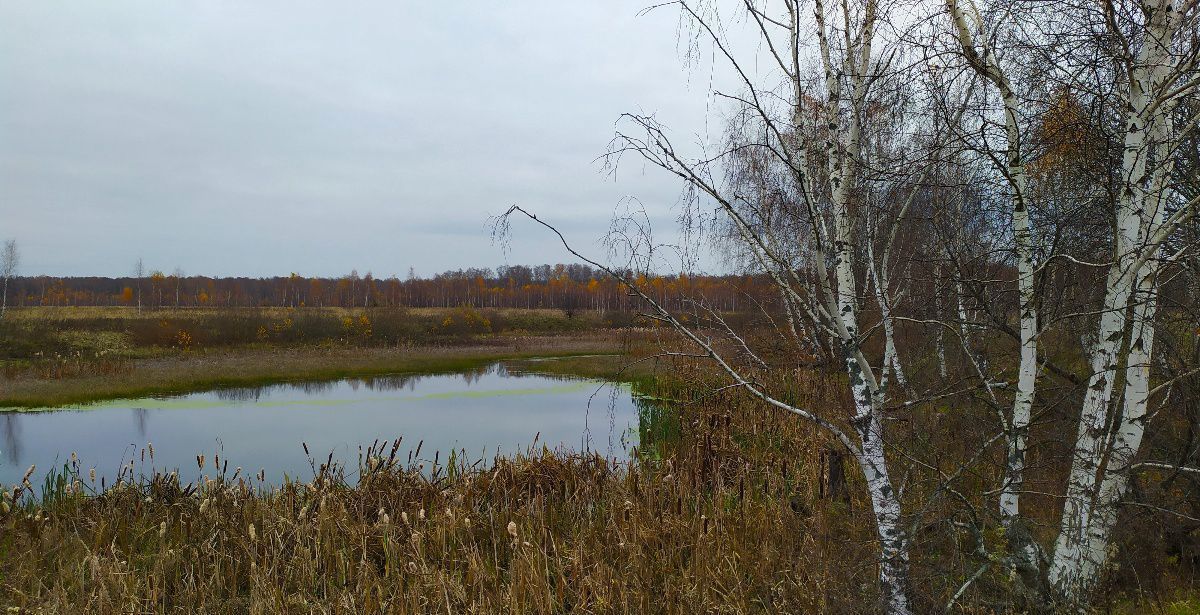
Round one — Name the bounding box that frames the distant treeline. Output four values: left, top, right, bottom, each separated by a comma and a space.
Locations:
6, 264, 763, 311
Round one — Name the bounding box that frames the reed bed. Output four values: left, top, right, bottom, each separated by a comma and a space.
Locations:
0, 360, 1190, 613
0, 367, 893, 614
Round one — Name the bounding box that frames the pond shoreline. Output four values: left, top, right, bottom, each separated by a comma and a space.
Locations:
0, 361, 646, 488
0, 334, 633, 409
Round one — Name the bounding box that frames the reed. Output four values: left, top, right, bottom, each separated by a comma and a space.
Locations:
0, 358, 1193, 613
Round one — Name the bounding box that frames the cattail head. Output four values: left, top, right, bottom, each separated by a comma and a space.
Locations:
248, 523, 257, 542
378, 507, 390, 526
507, 521, 519, 541
401, 511, 409, 525
158, 521, 167, 539
89, 468, 96, 483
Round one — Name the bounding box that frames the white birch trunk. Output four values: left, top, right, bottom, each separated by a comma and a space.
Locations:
1074, 268, 1159, 589
1049, 0, 1184, 597
851, 382, 911, 615
934, 264, 948, 378
868, 239, 909, 396
945, 0, 1040, 533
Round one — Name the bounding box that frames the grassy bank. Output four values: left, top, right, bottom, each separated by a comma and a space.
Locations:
0, 305, 648, 407
0, 335, 626, 408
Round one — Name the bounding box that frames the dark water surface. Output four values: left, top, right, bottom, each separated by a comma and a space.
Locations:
0, 362, 639, 488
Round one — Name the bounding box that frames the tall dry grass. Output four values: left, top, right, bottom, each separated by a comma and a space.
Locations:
0, 368, 893, 614
1, 356, 1194, 613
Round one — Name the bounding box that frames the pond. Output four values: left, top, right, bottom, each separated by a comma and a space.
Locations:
0, 361, 643, 489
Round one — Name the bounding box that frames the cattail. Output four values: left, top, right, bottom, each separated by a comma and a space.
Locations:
507, 521, 519, 541
158, 521, 167, 539
378, 507, 390, 526
197, 455, 205, 470
418, 508, 426, 520
248, 523, 257, 542
401, 511, 409, 525
89, 468, 96, 483
199, 498, 210, 515
463, 516, 471, 528
298, 505, 308, 520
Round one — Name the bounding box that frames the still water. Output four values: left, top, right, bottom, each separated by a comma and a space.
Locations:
0, 362, 640, 488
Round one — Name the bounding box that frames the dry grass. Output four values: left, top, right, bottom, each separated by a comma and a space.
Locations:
1, 319, 1194, 613
0, 368, 887, 614
0, 306, 640, 407
0, 334, 627, 408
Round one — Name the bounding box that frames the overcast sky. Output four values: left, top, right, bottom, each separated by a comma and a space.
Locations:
0, 2, 734, 278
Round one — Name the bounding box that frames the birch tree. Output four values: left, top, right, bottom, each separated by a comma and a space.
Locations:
945, 0, 1045, 586
133, 257, 144, 312
500, 0, 1197, 609
504, 0, 934, 609
943, 0, 1200, 603
1047, 0, 1199, 598
1, 240, 18, 318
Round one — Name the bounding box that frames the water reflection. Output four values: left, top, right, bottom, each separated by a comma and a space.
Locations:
202, 365, 508, 403
132, 407, 149, 440
3, 414, 20, 465
0, 361, 641, 488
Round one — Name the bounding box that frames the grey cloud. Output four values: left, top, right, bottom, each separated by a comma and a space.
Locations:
1, 2, 728, 277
